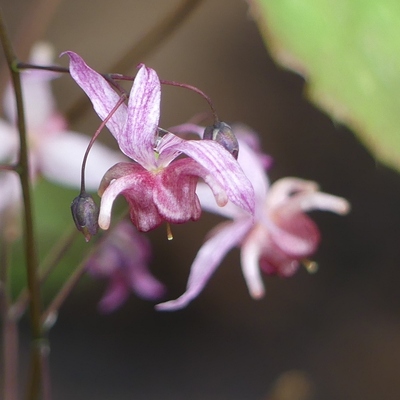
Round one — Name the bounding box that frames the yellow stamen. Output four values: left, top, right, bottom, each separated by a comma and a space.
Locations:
166, 223, 173, 241
303, 259, 318, 274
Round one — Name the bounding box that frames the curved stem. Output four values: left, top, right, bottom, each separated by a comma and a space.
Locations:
160, 79, 219, 123
80, 94, 127, 193
10, 226, 78, 320
66, 0, 203, 123
0, 7, 43, 400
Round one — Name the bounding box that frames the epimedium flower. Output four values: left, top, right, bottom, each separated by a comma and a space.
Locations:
0, 42, 125, 221
85, 220, 165, 313
65, 52, 255, 232
156, 125, 350, 310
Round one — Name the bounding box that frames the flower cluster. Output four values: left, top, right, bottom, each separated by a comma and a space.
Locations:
62, 52, 349, 311
156, 125, 350, 310
65, 52, 255, 233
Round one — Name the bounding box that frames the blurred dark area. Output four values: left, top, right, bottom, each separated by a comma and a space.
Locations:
2, 0, 400, 399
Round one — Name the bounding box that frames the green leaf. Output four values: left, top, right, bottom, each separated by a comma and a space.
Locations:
251, 0, 400, 170
10, 179, 90, 300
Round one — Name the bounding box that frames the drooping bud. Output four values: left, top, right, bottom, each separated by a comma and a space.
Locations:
203, 122, 239, 159
71, 192, 99, 242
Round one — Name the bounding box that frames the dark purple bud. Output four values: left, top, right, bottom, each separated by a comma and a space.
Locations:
71, 192, 99, 242
203, 122, 239, 159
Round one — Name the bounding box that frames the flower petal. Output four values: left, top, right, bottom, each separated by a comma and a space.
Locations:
168, 123, 205, 138
153, 158, 202, 224
0, 171, 21, 215
98, 164, 164, 231
196, 182, 244, 219
120, 64, 161, 167
236, 137, 269, 206
267, 209, 321, 258
64, 51, 127, 141
266, 177, 319, 209
98, 277, 130, 313
240, 226, 267, 299
156, 218, 251, 311
293, 192, 351, 215
232, 123, 274, 170
4, 42, 59, 129
164, 137, 255, 215
0, 119, 18, 163
38, 130, 126, 191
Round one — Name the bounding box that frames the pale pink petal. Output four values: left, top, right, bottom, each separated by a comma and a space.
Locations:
264, 178, 350, 257
65, 52, 127, 141
156, 219, 252, 311
98, 169, 163, 231
266, 178, 319, 209
4, 43, 58, 128
129, 265, 166, 301
240, 227, 266, 299
167, 138, 255, 215
236, 138, 269, 204
168, 123, 205, 138
196, 183, 245, 219
266, 210, 320, 257
38, 130, 126, 191
0, 171, 21, 214
120, 65, 160, 168
0, 119, 18, 162
292, 192, 351, 215
232, 123, 273, 170
155, 132, 183, 166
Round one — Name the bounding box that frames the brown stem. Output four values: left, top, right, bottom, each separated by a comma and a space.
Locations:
10, 226, 78, 320
0, 7, 43, 400
41, 259, 87, 326
1, 234, 19, 400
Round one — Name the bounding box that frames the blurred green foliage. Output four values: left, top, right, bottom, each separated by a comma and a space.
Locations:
252, 0, 400, 171
10, 179, 89, 300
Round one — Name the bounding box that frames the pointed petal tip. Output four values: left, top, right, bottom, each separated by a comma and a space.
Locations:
98, 214, 111, 230
155, 299, 185, 312
59, 50, 76, 59
337, 198, 351, 215
250, 288, 265, 300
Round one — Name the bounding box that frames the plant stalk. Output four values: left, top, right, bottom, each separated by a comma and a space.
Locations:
0, 7, 43, 400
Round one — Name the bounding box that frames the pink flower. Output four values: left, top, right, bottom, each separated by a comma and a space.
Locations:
66, 52, 255, 232
0, 43, 124, 216
86, 220, 165, 313
157, 126, 350, 310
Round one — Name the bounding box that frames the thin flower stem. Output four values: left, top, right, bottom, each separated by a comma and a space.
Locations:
3, 319, 19, 400
41, 257, 88, 326
80, 94, 127, 193
0, 7, 43, 400
66, 0, 203, 123
10, 226, 78, 320
160, 79, 219, 123
16, 62, 69, 74
1, 234, 19, 400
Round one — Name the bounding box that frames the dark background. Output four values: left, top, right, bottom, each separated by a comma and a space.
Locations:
2, 0, 400, 399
